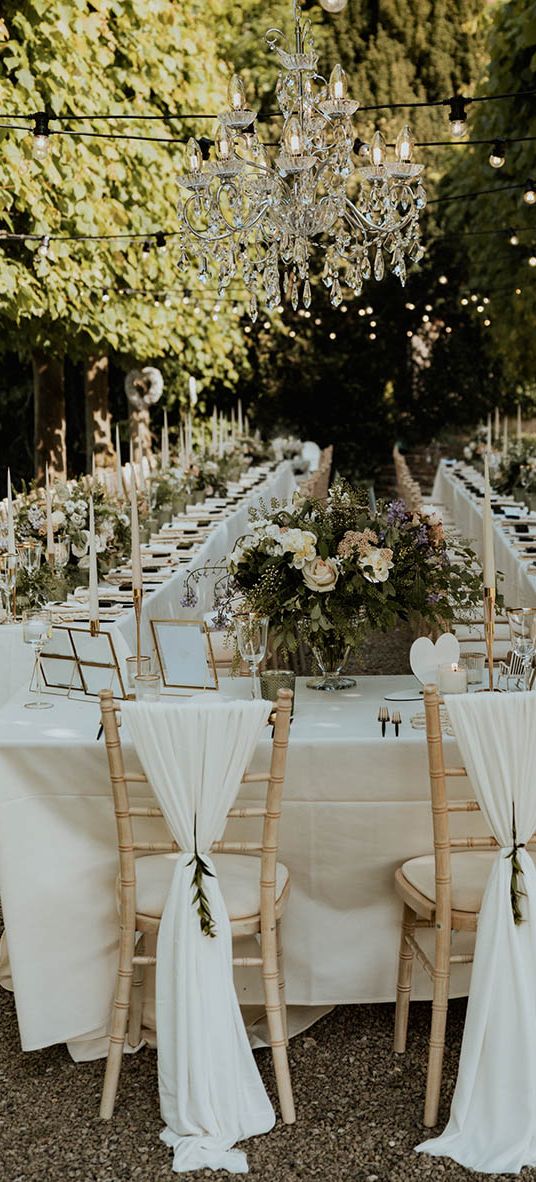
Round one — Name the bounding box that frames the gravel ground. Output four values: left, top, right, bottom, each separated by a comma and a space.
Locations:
2, 981, 533, 1182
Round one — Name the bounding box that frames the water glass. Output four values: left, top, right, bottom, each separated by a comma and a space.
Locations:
507, 608, 536, 691
0, 552, 17, 621
235, 614, 269, 700
134, 672, 161, 701
22, 609, 53, 710
126, 655, 151, 691
54, 539, 70, 570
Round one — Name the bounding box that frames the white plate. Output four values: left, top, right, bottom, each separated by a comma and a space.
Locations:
384, 690, 423, 702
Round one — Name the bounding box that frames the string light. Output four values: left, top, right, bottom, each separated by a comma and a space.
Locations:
37, 235, 50, 258
489, 139, 506, 168
32, 111, 50, 160
510, 232, 519, 245
484, 318, 491, 325
448, 96, 468, 138
438, 275, 448, 285
155, 231, 167, 253
329, 332, 336, 339
406, 330, 413, 338
369, 332, 376, 340
524, 179, 536, 205
529, 255, 536, 268
445, 326, 452, 334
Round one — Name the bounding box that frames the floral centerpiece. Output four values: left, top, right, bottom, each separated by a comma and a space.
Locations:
223, 482, 481, 688
494, 439, 536, 505
463, 424, 490, 463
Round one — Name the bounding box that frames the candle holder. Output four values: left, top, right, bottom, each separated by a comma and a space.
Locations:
90, 618, 101, 638
133, 587, 143, 675
483, 586, 496, 693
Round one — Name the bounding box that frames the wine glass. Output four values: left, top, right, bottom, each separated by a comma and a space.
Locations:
54, 539, 70, 571
16, 539, 42, 575
507, 608, 536, 691
235, 614, 269, 700
0, 552, 17, 621
22, 609, 53, 710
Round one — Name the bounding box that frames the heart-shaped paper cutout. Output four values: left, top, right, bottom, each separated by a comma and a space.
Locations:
410, 633, 460, 686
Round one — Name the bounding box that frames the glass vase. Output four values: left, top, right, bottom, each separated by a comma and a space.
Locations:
307, 644, 356, 692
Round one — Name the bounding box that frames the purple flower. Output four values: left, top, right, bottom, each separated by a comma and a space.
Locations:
415, 525, 430, 548
180, 585, 198, 608
386, 499, 410, 526
427, 592, 441, 604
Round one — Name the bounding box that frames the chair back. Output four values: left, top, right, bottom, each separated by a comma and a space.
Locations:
99, 688, 293, 925
423, 685, 497, 925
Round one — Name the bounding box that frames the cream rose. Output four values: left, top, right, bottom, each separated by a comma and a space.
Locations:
303, 556, 339, 593
361, 547, 394, 583
281, 528, 317, 569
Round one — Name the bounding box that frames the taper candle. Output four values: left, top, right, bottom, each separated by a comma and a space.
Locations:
494, 405, 500, 441
212, 408, 217, 452
6, 469, 16, 556
517, 403, 522, 442
486, 413, 492, 451
483, 452, 495, 589
130, 476, 142, 592
502, 415, 508, 458
115, 425, 123, 499
45, 463, 54, 560
88, 495, 100, 628
238, 399, 243, 435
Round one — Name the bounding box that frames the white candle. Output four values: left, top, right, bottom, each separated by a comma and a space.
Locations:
6, 469, 16, 556
494, 406, 500, 442
189, 376, 197, 404
88, 496, 100, 627
218, 414, 224, 459
231, 407, 236, 439
517, 403, 522, 442
129, 436, 134, 472
439, 663, 467, 695
244, 414, 250, 436
502, 415, 508, 458
238, 399, 243, 435
130, 477, 142, 592
486, 413, 492, 451
162, 409, 169, 469
137, 427, 146, 493
212, 408, 217, 452
91, 451, 96, 481
115, 425, 123, 499
483, 452, 495, 589
45, 463, 54, 559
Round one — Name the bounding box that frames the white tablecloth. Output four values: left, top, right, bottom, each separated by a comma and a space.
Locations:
0, 675, 484, 1056
433, 460, 536, 608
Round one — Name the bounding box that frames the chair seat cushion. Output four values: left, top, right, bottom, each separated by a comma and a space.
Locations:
401, 849, 536, 913
134, 852, 289, 921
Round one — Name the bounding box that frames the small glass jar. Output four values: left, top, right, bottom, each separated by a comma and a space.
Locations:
134, 672, 161, 702
260, 670, 296, 718
126, 655, 151, 691
459, 651, 485, 686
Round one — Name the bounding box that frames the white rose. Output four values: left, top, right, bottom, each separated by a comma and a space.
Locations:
51, 510, 66, 530
361, 547, 394, 583
282, 528, 317, 569
303, 556, 339, 593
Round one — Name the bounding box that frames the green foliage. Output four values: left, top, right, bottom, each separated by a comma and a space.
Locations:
0, 0, 248, 390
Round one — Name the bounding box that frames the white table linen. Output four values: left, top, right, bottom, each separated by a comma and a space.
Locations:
432, 460, 536, 607
0, 676, 485, 1060
124, 699, 274, 1174
418, 693, 536, 1175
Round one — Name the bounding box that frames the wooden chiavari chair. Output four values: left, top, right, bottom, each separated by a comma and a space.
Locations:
393, 684, 536, 1127
99, 687, 295, 1124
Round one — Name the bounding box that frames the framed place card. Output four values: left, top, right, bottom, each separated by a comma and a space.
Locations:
150, 619, 219, 691
41, 627, 84, 693
40, 625, 127, 700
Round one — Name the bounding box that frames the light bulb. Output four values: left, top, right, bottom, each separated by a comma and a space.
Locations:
155, 231, 167, 253
329, 64, 347, 101
370, 131, 386, 167
524, 179, 536, 205
228, 74, 246, 111
33, 134, 50, 161
489, 139, 505, 169
319, 0, 348, 11
438, 275, 448, 285
529, 256, 536, 268
215, 123, 232, 161
450, 119, 467, 138
186, 136, 203, 173
510, 233, 519, 245
38, 235, 50, 258
102, 291, 110, 303
283, 115, 304, 158
461, 297, 468, 306
448, 96, 468, 138
395, 124, 414, 163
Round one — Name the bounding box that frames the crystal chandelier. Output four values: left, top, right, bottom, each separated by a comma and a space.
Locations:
176, 0, 426, 317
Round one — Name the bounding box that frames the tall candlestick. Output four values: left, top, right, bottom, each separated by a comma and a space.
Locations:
486, 412, 492, 451
483, 452, 495, 589
244, 414, 250, 437
91, 451, 96, 481
517, 403, 522, 442
45, 463, 54, 562
237, 399, 243, 435
502, 415, 508, 458
115, 425, 123, 500
218, 414, 224, 459
130, 477, 142, 593
88, 495, 100, 635
6, 469, 16, 556
137, 427, 146, 493
494, 405, 500, 442
231, 407, 236, 440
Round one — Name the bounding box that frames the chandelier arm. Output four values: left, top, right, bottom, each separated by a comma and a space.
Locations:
343, 197, 417, 237
182, 190, 271, 243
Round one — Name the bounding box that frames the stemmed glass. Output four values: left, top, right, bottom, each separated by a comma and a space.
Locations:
22, 609, 53, 710
54, 539, 70, 572
507, 608, 536, 691
235, 614, 269, 700
16, 540, 42, 576
0, 552, 17, 621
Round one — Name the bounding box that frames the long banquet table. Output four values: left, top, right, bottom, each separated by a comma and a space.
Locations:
0, 673, 483, 1061
433, 459, 536, 607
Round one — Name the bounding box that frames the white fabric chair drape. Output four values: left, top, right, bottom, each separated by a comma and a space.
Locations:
417, 692, 536, 1174
124, 698, 275, 1174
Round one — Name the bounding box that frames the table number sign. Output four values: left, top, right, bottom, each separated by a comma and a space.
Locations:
150, 619, 218, 691
39, 625, 127, 700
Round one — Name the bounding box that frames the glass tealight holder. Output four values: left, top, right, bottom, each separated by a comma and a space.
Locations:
134, 672, 161, 702
459, 651, 485, 686
260, 670, 296, 719
438, 663, 468, 695
126, 655, 151, 691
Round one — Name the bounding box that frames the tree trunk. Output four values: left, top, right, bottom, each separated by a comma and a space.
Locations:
129, 404, 152, 457
33, 351, 66, 482
85, 354, 113, 469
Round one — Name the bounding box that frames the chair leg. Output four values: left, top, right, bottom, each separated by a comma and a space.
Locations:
128, 936, 145, 1049
276, 920, 288, 1046
424, 925, 451, 1128
394, 903, 416, 1053
261, 921, 295, 1125
100, 925, 135, 1120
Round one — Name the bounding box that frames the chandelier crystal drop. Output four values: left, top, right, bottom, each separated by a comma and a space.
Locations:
176, 0, 426, 314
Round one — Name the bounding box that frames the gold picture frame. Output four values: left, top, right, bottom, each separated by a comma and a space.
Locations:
39, 624, 127, 700
150, 619, 219, 691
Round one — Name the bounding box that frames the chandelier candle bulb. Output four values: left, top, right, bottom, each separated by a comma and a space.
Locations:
283, 115, 304, 158
88, 496, 100, 636
228, 74, 246, 111
329, 64, 347, 101
371, 131, 386, 167
186, 137, 202, 174
483, 452, 496, 590
396, 125, 414, 163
